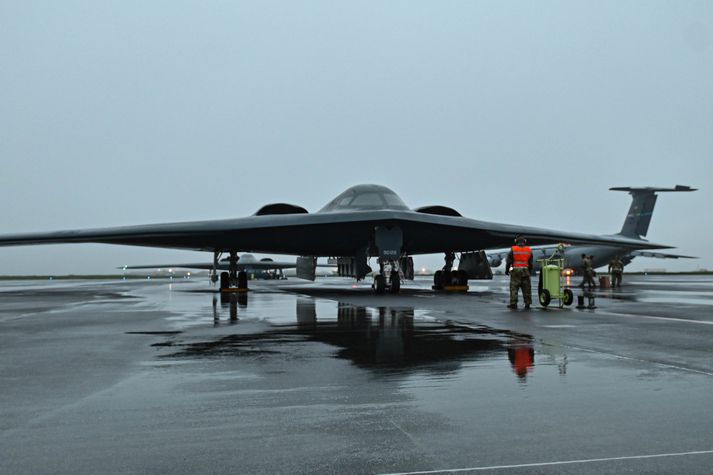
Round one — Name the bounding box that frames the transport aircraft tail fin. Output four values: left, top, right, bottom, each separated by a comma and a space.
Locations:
610, 185, 697, 239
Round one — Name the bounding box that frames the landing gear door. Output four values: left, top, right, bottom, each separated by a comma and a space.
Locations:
336, 247, 372, 281
296, 256, 317, 281
458, 251, 493, 280
374, 226, 402, 260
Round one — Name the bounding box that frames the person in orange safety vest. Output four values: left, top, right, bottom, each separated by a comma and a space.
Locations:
505, 235, 533, 309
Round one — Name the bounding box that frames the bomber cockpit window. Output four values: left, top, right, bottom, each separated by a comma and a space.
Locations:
383, 193, 406, 207
350, 193, 383, 207
319, 185, 409, 212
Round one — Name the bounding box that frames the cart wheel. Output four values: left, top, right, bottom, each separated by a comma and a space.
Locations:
563, 288, 574, 306
539, 289, 551, 307
220, 272, 230, 290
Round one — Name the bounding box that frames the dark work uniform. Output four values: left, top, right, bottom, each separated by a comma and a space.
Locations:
581, 256, 596, 288
609, 257, 624, 287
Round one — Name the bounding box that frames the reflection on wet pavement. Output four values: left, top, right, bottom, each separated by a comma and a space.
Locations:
212, 292, 248, 324
166, 293, 536, 380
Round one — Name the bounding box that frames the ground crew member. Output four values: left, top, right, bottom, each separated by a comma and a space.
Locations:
609, 256, 624, 288
505, 235, 533, 309
589, 255, 598, 287
579, 254, 596, 289
578, 254, 588, 287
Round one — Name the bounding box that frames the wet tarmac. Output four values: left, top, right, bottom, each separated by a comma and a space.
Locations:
1, 275, 713, 474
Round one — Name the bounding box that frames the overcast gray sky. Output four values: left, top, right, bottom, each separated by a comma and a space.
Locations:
1, 1, 711, 275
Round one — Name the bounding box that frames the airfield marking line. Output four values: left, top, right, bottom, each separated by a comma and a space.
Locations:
603, 311, 713, 326
534, 340, 713, 377
387, 417, 420, 448
379, 449, 713, 474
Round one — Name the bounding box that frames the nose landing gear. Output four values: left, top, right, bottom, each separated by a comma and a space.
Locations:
373, 258, 402, 294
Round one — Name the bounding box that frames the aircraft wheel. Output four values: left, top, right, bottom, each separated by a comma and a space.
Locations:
389, 271, 401, 294
455, 270, 468, 286
238, 271, 248, 289
433, 270, 443, 290
563, 288, 574, 306
220, 272, 230, 290
539, 289, 551, 307
374, 275, 386, 294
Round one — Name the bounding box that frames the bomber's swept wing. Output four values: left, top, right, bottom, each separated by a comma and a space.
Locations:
0, 185, 671, 256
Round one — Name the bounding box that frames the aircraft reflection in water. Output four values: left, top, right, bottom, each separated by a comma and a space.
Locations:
192, 296, 538, 380
212, 292, 248, 324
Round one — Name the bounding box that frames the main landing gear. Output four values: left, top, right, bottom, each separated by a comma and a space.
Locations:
432, 252, 469, 291
210, 251, 221, 285
217, 250, 248, 293
373, 258, 401, 295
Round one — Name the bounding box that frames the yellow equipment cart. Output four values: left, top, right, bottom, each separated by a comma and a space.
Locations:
538, 245, 574, 308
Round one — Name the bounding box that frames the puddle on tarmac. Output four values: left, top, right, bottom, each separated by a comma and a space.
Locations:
153, 293, 538, 383
136, 286, 712, 396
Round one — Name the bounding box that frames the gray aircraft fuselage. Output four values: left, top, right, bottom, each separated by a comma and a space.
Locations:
517, 243, 631, 272
488, 185, 696, 273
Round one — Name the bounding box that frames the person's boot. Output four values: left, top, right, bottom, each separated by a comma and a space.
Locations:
507, 303, 517, 309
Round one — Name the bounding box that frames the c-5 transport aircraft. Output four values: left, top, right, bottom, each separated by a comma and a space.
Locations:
0, 184, 669, 293
486, 185, 697, 273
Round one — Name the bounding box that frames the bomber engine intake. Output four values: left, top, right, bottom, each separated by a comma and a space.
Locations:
458, 251, 493, 280
489, 256, 502, 268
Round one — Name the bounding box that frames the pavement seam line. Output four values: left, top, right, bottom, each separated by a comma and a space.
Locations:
378, 448, 713, 474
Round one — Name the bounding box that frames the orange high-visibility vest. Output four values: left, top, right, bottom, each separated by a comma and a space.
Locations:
511, 245, 532, 268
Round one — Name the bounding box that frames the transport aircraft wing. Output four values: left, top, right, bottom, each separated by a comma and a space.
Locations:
121, 260, 333, 271
121, 262, 217, 270
121, 262, 298, 270
629, 251, 696, 260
